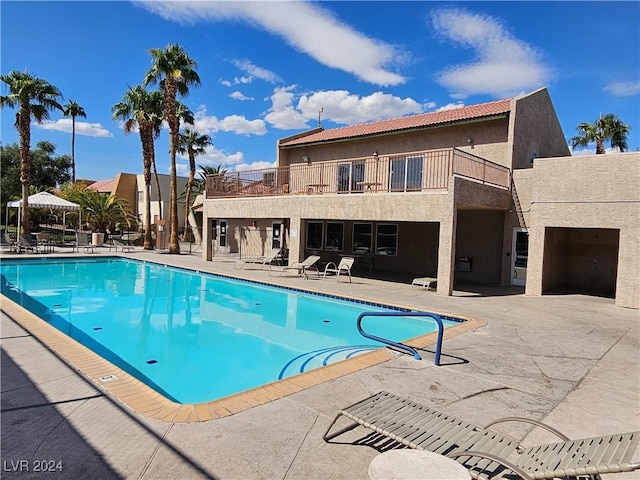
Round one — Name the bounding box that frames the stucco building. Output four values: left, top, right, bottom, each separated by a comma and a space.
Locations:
200, 87, 639, 308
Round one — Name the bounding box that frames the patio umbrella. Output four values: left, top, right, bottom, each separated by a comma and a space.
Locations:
7, 191, 81, 237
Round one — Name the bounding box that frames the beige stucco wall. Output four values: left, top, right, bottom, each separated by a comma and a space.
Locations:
278, 117, 511, 169
112, 173, 138, 217
509, 88, 571, 170
525, 152, 640, 308
136, 174, 188, 230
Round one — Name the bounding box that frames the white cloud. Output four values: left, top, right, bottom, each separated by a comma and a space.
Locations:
297, 90, 423, 125
229, 91, 254, 101
430, 8, 551, 99
264, 86, 424, 129
176, 145, 245, 175
37, 119, 113, 137
264, 86, 310, 130
235, 160, 277, 172
192, 106, 267, 136
232, 59, 282, 84
603, 81, 640, 97
136, 1, 407, 86
436, 102, 465, 112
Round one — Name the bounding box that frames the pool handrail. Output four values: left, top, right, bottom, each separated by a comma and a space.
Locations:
356, 311, 445, 365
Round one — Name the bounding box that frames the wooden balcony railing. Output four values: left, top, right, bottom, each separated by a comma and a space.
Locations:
205, 148, 510, 199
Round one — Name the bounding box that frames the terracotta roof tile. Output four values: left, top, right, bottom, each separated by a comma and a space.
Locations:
279, 97, 512, 147
88, 178, 115, 193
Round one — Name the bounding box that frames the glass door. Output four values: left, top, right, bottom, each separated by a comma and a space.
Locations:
511, 228, 528, 286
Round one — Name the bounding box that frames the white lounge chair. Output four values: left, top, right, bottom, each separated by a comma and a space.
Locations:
75, 233, 97, 253
109, 237, 135, 253
234, 248, 282, 270
322, 257, 354, 283
1, 233, 18, 253
412, 276, 436, 290
271, 255, 321, 279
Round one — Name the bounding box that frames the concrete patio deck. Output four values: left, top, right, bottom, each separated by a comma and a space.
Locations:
1, 247, 638, 479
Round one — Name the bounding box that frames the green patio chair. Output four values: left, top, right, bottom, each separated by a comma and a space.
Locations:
324, 391, 640, 480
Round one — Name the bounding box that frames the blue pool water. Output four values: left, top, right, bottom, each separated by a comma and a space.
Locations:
0, 257, 459, 404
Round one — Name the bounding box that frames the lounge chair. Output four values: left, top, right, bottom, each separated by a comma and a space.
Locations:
1, 233, 18, 253
234, 248, 282, 270
324, 391, 640, 480
322, 257, 354, 283
109, 237, 135, 253
412, 276, 437, 290
271, 255, 321, 279
75, 233, 97, 253
17, 234, 40, 253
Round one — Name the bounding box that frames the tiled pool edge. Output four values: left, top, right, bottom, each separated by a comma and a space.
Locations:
1, 290, 484, 424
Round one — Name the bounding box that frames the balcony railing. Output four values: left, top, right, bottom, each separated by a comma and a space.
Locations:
205, 148, 510, 199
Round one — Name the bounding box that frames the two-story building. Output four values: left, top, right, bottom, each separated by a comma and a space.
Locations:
200, 87, 639, 308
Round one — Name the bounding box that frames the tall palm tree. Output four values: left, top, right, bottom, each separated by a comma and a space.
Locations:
0, 71, 63, 234
178, 128, 212, 240
112, 86, 163, 250
143, 44, 200, 254
62, 100, 86, 183
148, 99, 194, 231
570, 113, 631, 154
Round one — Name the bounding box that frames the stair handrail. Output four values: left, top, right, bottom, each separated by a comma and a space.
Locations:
356, 311, 445, 365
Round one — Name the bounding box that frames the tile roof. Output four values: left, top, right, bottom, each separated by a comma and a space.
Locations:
279, 97, 512, 147
88, 178, 115, 193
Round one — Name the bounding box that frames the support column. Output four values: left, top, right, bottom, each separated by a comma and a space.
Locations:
436, 211, 456, 296
202, 217, 214, 261
525, 224, 545, 296
287, 216, 302, 264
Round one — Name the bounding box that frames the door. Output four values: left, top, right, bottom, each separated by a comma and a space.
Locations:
219, 220, 227, 248
272, 222, 282, 250
511, 228, 528, 286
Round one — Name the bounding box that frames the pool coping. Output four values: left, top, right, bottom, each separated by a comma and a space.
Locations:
0, 258, 485, 423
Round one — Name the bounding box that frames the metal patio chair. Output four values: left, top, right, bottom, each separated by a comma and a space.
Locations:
324, 391, 640, 480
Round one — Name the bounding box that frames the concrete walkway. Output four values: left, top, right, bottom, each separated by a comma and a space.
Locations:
1, 248, 638, 479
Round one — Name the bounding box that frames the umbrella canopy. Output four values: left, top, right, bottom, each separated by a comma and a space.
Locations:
6, 191, 81, 235
8, 191, 80, 211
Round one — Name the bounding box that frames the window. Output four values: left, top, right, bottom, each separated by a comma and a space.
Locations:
325, 223, 344, 251
376, 224, 398, 256
337, 161, 365, 193
138, 190, 144, 203
390, 155, 423, 191
353, 223, 372, 253
306, 222, 323, 250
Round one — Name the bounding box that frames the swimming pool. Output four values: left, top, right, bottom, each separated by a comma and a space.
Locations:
0, 257, 460, 404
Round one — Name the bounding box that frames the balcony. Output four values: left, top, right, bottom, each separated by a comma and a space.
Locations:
205, 148, 510, 199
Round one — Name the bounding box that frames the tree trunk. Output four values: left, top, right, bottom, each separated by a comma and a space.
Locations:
71, 115, 76, 182
165, 79, 180, 254
183, 148, 196, 242
18, 104, 31, 235
140, 122, 154, 250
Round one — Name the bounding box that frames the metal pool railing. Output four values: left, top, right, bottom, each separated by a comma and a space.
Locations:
356, 311, 445, 365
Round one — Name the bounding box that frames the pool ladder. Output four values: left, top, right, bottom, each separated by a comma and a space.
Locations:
357, 311, 445, 365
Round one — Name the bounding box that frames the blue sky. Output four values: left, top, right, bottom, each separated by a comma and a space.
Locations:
1, 1, 639, 181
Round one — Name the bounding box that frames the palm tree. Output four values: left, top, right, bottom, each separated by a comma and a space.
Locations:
0, 71, 63, 234
62, 100, 86, 183
82, 190, 135, 234
570, 114, 631, 154
148, 99, 194, 234
112, 86, 163, 250
143, 44, 201, 254
178, 128, 212, 240
192, 163, 227, 195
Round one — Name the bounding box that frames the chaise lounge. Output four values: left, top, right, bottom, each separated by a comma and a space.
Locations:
270, 255, 321, 279
412, 276, 437, 290
234, 248, 282, 270
324, 391, 640, 480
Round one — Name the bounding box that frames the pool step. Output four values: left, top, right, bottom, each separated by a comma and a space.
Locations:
278, 345, 378, 379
